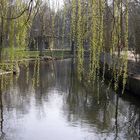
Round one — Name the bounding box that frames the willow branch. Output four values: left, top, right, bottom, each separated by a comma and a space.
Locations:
2, 0, 33, 20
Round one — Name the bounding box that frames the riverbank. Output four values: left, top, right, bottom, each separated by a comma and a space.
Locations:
100, 51, 140, 96
0, 69, 13, 76
0, 49, 72, 76
1, 49, 140, 97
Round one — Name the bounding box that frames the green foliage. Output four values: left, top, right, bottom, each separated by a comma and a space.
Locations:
77, 0, 84, 80
0, 0, 129, 93
70, 0, 129, 93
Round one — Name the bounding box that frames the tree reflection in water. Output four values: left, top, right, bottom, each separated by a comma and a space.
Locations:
0, 59, 139, 140
0, 85, 5, 139
63, 59, 140, 140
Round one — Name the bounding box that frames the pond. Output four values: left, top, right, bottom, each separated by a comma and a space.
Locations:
0, 59, 139, 140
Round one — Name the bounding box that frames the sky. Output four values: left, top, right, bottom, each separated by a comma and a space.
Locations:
49, 0, 64, 10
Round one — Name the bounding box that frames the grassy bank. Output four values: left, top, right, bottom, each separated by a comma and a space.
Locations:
0, 49, 72, 75
1, 48, 72, 61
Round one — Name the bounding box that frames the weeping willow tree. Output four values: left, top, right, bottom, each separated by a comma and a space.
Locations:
109, 0, 129, 92
70, 0, 77, 58
70, 0, 129, 93
89, 0, 104, 82
0, 0, 129, 93
76, 0, 84, 80
0, 0, 41, 90
0, 0, 36, 61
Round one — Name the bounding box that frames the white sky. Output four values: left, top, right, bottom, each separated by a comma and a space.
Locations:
49, 0, 64, 11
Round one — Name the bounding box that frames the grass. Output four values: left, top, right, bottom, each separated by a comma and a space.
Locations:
1, 48, 72, 61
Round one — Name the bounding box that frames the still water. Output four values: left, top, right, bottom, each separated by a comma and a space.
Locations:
0, 59, 139, 140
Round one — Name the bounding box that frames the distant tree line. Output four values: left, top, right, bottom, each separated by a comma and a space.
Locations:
0, 0, 140, 55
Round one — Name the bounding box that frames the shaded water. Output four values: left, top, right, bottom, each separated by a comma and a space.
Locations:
0, 59, 140, 140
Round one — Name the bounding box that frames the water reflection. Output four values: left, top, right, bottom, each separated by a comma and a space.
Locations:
0, 88, 5, 139
0, 59, 139, 140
